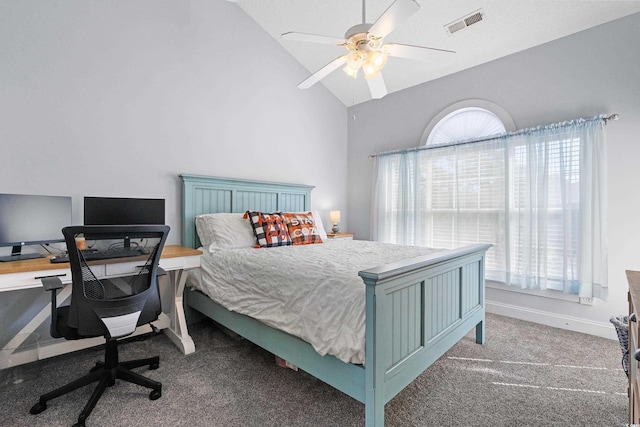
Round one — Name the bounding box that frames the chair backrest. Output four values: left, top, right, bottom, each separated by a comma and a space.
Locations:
62, 225, 169, 339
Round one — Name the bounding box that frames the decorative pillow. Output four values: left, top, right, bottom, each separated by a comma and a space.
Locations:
243, 211, 292, 248
283, 212, 323, 245
195, 213, 256, 251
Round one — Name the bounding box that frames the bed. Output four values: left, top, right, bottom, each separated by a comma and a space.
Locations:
180, 173, 491, 426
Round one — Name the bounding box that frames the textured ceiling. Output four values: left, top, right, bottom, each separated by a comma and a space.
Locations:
232, 0, 640, 105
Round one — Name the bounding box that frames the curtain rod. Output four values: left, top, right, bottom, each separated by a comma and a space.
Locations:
368, 113, 619, 159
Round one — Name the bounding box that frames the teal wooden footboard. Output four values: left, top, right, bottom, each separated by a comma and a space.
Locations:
180, 174, 490, 426
359, 244, 489, 425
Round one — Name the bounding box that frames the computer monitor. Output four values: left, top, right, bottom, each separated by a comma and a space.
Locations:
0, 193, 72, 262
83, 197, 165, 248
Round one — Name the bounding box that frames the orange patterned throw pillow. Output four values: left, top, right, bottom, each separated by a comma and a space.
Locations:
243, 211, 292, 248
283, 212, 323, 245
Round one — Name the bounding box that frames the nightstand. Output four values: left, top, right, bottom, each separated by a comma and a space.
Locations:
326, 232, 354, 240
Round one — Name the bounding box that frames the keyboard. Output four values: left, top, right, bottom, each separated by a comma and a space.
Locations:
50, 248, 147, 264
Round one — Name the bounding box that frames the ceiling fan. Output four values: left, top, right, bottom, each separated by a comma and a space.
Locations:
282, 0, 455, 99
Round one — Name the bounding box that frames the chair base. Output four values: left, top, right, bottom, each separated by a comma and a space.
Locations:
30, 339, 161, 427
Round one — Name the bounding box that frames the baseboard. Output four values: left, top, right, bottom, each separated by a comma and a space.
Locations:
486, 300, 617, 341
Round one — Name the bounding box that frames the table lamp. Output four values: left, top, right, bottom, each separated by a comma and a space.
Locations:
329, 210, 341, 234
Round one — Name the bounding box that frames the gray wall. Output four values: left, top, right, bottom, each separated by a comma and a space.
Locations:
0, 0, 348, 247
347, 12, 640, 338
0, 0, 347, 344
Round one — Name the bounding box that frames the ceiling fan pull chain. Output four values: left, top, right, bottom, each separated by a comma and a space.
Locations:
352, 95, 357, 120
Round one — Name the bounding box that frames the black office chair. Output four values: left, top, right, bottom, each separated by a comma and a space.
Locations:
30, 225, 170, 427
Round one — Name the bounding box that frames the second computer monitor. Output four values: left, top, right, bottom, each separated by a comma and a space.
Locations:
84, 197, 165, 249
84, 197, 165, 226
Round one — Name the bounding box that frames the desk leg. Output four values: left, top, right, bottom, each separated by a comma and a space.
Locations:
162, 269, 195, 354
0, 286, 72, 369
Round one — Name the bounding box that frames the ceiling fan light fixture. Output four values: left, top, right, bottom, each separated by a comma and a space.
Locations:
363, 50, 388, 79
342, 65, 359, 79
345, 50, 364, 69
343, 50, 364, 78
367, 37, 383, 50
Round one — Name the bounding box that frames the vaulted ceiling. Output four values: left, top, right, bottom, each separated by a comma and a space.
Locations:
232, 1, 640, 105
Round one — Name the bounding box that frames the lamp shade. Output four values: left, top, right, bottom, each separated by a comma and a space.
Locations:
329, 210, 341, 223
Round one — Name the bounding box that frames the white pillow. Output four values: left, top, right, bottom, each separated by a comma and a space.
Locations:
195, 213, 257, 250
311, 210, 328, 241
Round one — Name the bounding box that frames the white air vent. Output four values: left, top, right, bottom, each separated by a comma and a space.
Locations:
445, 9, 485, 35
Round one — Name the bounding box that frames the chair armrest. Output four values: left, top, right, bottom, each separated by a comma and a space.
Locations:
41, 276, 64, 292
41, 276, 65, 337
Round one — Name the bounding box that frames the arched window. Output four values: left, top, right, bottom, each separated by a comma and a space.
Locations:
427, 107, 505, 145
421, 99, 515, 146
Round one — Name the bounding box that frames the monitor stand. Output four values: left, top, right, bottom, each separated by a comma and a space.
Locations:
0, 245, 44, 262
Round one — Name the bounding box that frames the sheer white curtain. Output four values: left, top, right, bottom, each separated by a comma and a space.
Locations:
372, 116, 608, 299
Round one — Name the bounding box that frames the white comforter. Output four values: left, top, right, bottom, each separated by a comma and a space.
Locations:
187, 239, 439, 364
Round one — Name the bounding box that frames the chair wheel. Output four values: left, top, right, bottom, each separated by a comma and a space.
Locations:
30, 401, 47, 414
149, 389, 161, 400
149, 361, 159, 370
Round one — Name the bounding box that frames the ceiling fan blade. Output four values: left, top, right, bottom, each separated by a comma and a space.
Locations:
298, 55, 348, 89
367, 73, 388, 99
385, 43, 456, 62
368, 0, 420, 39
282, 32, 345, 45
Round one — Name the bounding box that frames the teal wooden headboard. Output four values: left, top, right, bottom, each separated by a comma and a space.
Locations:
180, 174, 314, 248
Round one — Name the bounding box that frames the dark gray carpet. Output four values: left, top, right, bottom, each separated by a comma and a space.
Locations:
0, 313, 627, 426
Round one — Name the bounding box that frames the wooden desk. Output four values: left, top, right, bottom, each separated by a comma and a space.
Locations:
0, 245, 202, 369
